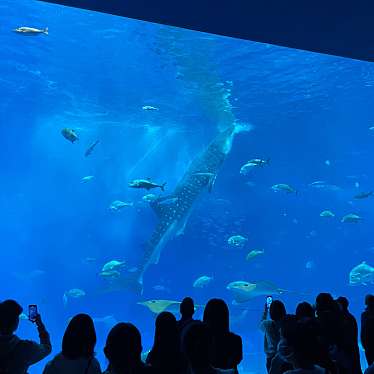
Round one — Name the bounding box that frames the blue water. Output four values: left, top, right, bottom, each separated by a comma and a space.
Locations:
1, 1, 374, 373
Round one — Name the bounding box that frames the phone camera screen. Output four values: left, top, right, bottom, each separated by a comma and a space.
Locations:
28, 305, 38, 322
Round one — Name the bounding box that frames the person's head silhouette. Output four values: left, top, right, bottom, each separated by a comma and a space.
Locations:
365, 294, 374, 311
336, 296, 349, 312
296, 302, 315, 320
315, 293, 334, 314
62, 313, 97, 359
180, 297, 194, 320
104, 323, 142, 371
0, 299, 23, 335
154, 311, 178, 346
269, 300, 286, 322
203, 298, 229, 334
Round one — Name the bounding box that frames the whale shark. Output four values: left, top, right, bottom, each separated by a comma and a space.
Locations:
127, 122, 250, 293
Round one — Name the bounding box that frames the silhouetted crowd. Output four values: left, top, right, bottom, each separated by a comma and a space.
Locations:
0, 294, 373, 374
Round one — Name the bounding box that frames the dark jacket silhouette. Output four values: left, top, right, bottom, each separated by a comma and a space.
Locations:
43, 313, 101, 374
260, 300, 287, 372
203, 299, 242, 372
146, 312, 184, 374
0, 300, 51, 374
336, 297, 362, 374
182, 321, 235, 374
361, 295, 374, 366
177, 297, 196, 335
104, 322, 154, 374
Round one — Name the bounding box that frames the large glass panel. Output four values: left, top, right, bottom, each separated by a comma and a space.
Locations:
1, 1, 373, 373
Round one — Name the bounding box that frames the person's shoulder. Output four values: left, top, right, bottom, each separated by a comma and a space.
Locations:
228, 331, 242, 343
17, 338, 42, 349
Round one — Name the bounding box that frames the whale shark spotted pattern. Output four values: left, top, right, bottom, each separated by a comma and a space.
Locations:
127, 123, 250, 293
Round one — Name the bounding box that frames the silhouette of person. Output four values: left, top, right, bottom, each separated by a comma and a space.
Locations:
43, 313, 101, 374
361, 294, 374, 366
177, 297, 196, 333
203, 298, 242, 373
283, 319, 326, 374
0, 299, 51, 373
146, 311, 184, 374
260, 299, 287, 372
336, 296, 362, 374
103, 322, 154, 374
314, 293, 343, 374
295, 302, 315, 321
182, 321, 235, 374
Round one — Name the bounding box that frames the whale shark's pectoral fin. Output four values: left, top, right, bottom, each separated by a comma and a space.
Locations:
176, 212, 192, 236
150, 195, 177, 218
208, 174, 217, 193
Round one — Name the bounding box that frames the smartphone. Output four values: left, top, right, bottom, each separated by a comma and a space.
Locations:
266, 296, 273, 309
28, 304, 38, 322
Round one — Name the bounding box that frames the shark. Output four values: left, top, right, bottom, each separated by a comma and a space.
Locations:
126, 122, 250, 293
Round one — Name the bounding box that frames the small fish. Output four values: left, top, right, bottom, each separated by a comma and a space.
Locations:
102, 260, 126, 272
61, 128, 78, 143
129, 179, 166, 191
354, 191, 373, 199
82, 257, 96, 264
369, 126, 374, 131
228, 235, 248, 248
320, 210, 335, 218
14, 26, 48, 35
109, 200, 134, 211
355, 182, 360, 189
240, 162, 256, 175
325, 160, 331, 166
240, 159, 269, 175
81, 176, 94, 183
309, 181, 341, 192
84, 140, 100, 157
305, 260, 315, 270
247, 158, 270, 167
246, 249, 265, 261
63, 288, 86, 307
193, 275, 213, 288
142, 105, 159, 111
99, 270, 121, 280
341, 213, 363, 223
142, 194, 158, 203
271, 184, 296, 194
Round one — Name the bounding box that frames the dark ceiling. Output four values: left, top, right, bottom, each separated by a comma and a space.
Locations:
38, 0, 374, 62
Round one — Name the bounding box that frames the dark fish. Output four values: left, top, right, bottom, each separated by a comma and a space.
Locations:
354, 191, 373, 199
61, 128, 78, 143
85, 140, 100, 157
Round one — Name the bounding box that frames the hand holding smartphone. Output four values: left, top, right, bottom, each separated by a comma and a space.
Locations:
28, 304, 38, 323
266, 296, 273, 309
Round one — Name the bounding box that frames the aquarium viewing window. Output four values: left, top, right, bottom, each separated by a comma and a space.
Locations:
2, 0, 374, 373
